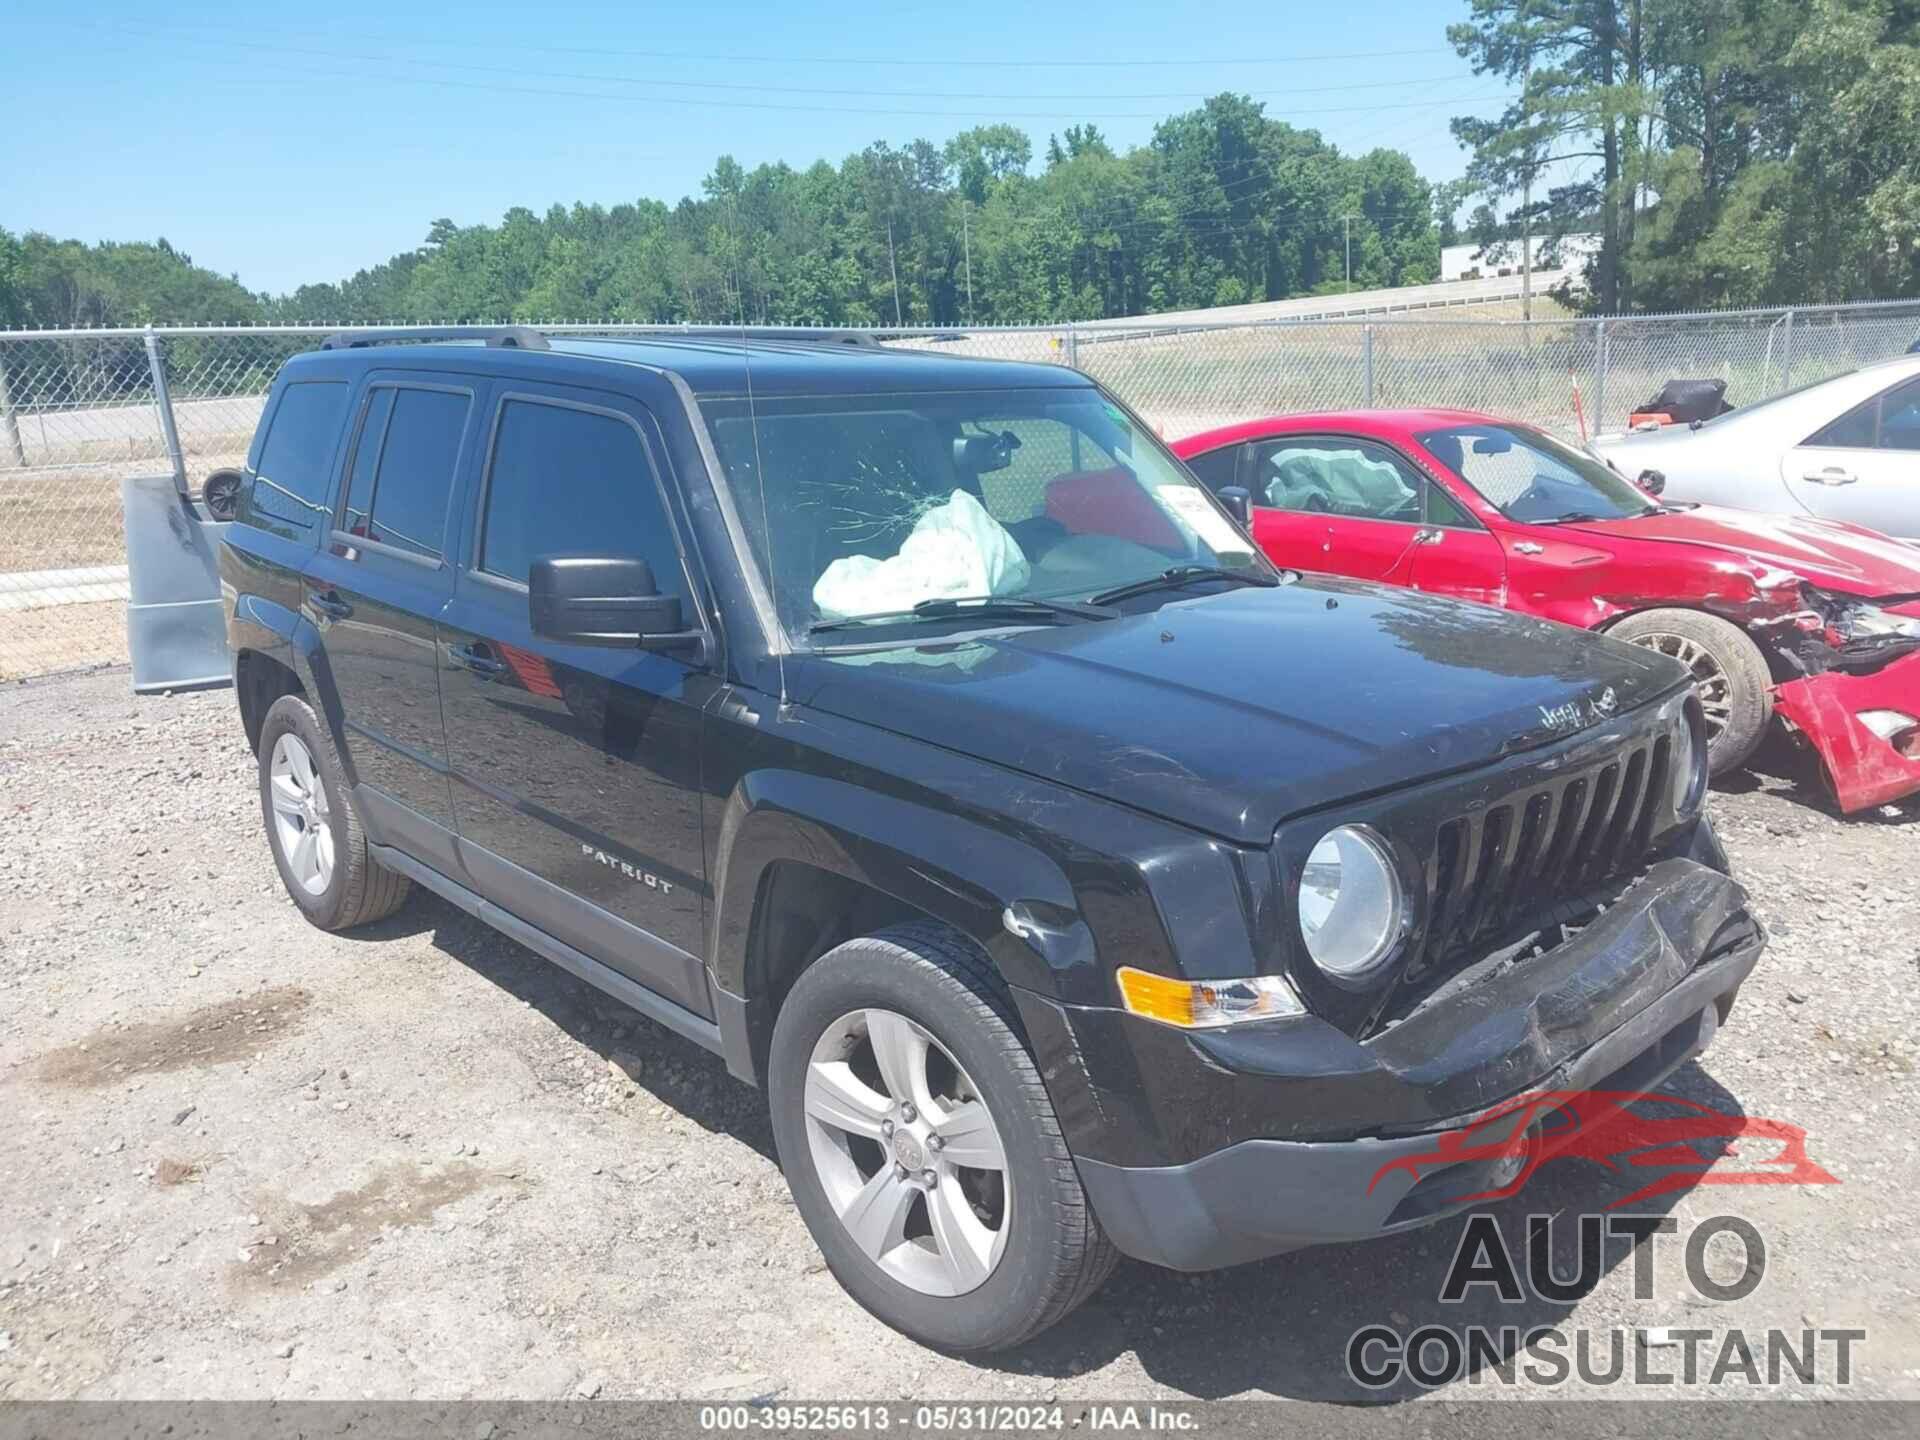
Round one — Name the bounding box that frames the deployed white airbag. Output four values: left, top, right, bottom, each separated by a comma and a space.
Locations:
812, 489, 1032, 620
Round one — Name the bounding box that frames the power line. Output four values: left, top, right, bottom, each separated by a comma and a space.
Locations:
85, 25, 1479, 103
71, 39, 1507, 122
51, 18, 1455, 69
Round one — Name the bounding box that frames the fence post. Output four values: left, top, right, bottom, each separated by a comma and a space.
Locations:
1780, 308, 1796, 389
0, 349, 26, 468
1593, 318, 1608, 434
1064, 324, 1078, 370
144, 328, 188, 494
1363, 324, 1376, 406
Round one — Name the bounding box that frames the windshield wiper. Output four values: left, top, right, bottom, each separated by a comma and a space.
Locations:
806, 594, 1115, 637
1089, 565, 1281, 608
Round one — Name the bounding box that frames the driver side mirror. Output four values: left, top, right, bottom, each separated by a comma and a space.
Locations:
529, 555, 703, 657
1217, 486, 1254, 527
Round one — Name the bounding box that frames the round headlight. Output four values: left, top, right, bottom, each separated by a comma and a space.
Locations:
1299, 825, 1406, 979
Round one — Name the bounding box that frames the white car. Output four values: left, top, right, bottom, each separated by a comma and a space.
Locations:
1592, 354, 1920, 540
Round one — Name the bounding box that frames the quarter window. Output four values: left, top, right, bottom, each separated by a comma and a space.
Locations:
243, 380, 349, 535
1180, 445, 1243, 493
480, 399, 684, 598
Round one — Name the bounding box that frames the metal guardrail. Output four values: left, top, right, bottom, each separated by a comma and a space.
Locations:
3, 300, 1918, 682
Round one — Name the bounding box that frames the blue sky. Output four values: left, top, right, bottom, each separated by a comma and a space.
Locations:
5, 1, 1516, 296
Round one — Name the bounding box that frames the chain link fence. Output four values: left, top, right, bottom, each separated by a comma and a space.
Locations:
4, 300, 1918, 682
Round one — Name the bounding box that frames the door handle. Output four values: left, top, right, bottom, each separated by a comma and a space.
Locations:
450, 642, 508, 677
309, 591, 353, 620
1803, 467, 1858, 486
1412, 527, 1444, 546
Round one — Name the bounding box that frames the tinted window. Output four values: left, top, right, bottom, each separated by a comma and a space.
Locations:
244, 381, 349, 536
363, 388, 468, 560
1250, 437, 1424, 522
481, 399, 684, 597
1875, 380, 1920, 452
1181, 445, 1242, 492
341, 388, 395, 536
1809, 395, 1879, 448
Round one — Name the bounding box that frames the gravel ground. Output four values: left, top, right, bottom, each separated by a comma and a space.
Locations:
2, 670, 1917, 1405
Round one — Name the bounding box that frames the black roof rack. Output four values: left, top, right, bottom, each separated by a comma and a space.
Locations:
608, 327, 882, 349
317, 325, 551, 352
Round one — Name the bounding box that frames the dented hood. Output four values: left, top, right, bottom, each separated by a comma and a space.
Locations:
791, 578, 1683, 843
1560, 505, 1920, 598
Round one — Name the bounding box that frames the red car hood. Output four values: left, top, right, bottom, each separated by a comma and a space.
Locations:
1561, 505, 1920, 598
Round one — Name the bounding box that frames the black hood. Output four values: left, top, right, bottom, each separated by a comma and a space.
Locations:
790, 577, 1687, 844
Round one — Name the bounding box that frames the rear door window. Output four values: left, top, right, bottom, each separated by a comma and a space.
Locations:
242, 380, 350, 538
357, 387, 470, 561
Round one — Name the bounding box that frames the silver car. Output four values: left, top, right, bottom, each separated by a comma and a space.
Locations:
1592, 354, 1920, 539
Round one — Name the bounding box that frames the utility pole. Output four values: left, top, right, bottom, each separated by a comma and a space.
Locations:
886, 214, 904, 327
1520, 0, 1534, 321
961, 201, 975, 325
1339, 214, 1363, 292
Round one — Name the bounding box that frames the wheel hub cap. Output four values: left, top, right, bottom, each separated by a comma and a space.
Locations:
268, 733, 335, 897
803, 1008, 1011, 1297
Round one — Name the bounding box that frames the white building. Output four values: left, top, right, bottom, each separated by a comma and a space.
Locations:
1440, 232, 1600, 285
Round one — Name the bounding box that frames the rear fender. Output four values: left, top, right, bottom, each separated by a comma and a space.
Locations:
230, 591, 358, 787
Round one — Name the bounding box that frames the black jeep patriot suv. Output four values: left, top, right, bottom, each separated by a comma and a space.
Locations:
221, 326, 1762, 1350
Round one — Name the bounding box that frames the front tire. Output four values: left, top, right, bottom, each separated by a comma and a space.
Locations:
768, 922, 1117, 1351
257, 693, 411, 931
1608, 608, 1773, 775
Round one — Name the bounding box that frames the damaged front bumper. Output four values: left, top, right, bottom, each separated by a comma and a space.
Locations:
1775, 648, 1920, 813
1014, 857, 1762, 1271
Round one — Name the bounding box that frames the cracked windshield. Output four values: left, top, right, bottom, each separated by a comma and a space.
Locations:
700, 387, 1264, 639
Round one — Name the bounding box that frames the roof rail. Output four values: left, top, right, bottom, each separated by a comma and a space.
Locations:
649, 327, 881, 349
317, 326, 551, 352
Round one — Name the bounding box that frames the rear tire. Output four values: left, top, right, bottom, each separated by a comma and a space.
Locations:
257, 693, 411, 931
768, 922, 1117, 1351
1608, 608, 1772, 775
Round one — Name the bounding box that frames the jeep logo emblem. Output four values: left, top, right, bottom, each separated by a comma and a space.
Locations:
1538, 685, 1621, 735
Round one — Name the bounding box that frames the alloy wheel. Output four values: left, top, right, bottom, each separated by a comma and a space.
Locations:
268, 733, 335, 896
803, 1008, 1011, 1296
1627, 632, 1733, 742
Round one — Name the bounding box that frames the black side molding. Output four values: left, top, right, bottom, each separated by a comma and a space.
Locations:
318, 326, 551, 352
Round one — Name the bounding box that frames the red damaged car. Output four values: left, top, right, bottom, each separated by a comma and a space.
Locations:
1173, 409, 1920, 813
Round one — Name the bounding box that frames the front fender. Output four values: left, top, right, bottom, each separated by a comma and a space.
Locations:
708, 768, 1092, 1001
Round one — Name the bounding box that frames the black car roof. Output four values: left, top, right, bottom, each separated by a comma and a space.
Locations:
281, 332, 1093, 398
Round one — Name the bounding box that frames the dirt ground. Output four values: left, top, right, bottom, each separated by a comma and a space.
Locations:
1, 670, 1917, 1405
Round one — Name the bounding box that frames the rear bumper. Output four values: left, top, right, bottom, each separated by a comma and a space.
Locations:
1015, 856, 1763, 1271
1775, 650, 1920, 812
